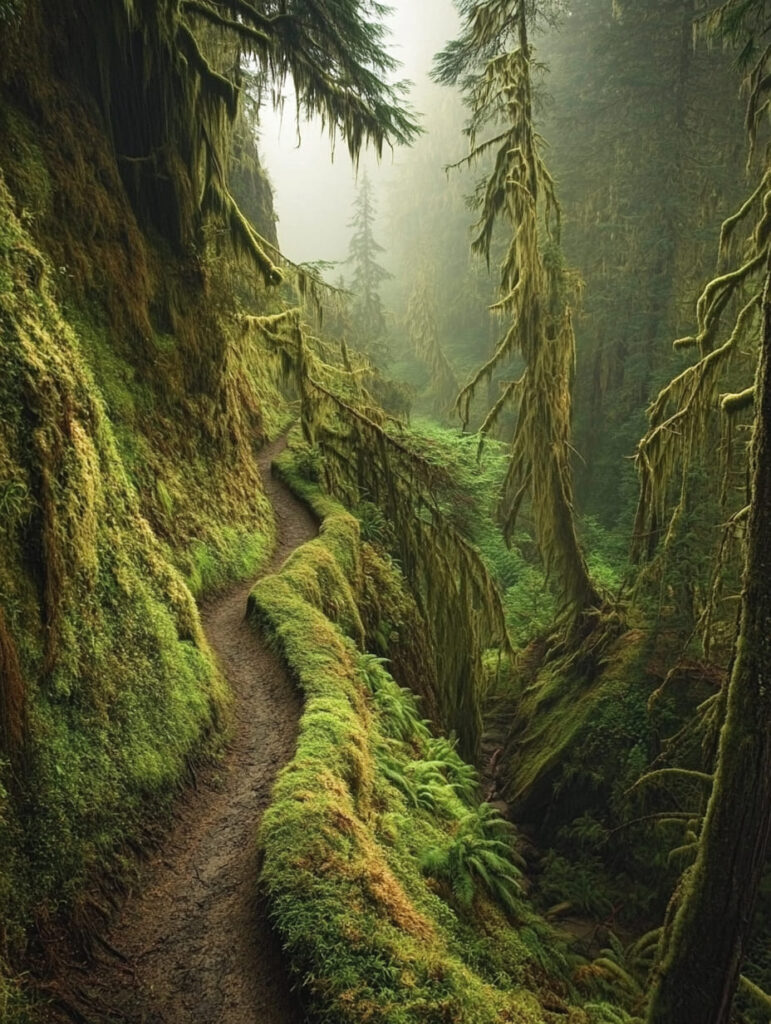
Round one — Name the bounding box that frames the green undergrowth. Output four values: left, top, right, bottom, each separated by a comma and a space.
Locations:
252, 447, 632, 1024
397, 421, 626, 649
501, 627, 697, 936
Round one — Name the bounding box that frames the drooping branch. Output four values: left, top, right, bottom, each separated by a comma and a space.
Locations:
436, 1, 601, 627
244, 311, 511, 757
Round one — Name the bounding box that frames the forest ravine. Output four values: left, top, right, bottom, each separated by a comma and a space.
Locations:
57, 434, 315, 1024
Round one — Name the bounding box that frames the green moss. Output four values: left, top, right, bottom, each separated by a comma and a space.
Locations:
0, 172, 233, 945
252, 449, 623, 1024
505, 631, 651, 816
1, 88, 285, 600
62, 301, 279, 597
500, 626, 693, 931
0, 136, 290, 1007
0, 106, 52, 220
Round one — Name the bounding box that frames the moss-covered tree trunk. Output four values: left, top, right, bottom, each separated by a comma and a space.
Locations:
646, 259, 771, 1022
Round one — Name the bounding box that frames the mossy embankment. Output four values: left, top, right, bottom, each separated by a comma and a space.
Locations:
0, 22, 288, 1012
249, 449, 634, 1024
0, 169, 222, 1015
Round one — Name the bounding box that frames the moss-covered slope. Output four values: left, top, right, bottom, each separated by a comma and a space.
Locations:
250, 450, 634, 1024
0, 169, 233, 1002
0, 15, 287, 1009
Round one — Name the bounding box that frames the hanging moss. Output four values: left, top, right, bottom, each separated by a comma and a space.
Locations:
632, 160, 769, 659
12, 0, 420, 299
247, 312, 510, 759
434, 1, 602, 633
641, 10, 771, 1018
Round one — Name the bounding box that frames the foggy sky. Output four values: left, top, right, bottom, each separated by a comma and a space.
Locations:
258, 0, 459, 269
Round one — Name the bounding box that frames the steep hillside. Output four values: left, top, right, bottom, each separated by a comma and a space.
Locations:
0, 4, 287, 1012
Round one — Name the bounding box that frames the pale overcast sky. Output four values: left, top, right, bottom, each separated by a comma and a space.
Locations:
258, 0, 459, 267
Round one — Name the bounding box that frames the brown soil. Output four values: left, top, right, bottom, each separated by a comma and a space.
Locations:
54, 435, 316, 1023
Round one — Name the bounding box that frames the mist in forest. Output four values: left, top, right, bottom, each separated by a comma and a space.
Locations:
4, 2, 771, 1021
260, 0, 749, 538
258, 0, 459, 266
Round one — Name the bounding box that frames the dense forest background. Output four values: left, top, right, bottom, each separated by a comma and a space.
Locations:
1, 1, 770, 1023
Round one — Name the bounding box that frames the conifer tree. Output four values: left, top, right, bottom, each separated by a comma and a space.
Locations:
348, 172, 392, 363
406, 268, 459, 417
435, 0, 602, 630
538, 0, 745, 528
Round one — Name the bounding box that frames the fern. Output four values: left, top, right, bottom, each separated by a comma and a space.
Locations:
423, 736, 480, 805
420, 804, 523, 914
578, 929, 660, 1015
358, 653, 430, 743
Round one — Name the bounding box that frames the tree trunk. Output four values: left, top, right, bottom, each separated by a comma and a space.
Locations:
646, 260, 771, 1023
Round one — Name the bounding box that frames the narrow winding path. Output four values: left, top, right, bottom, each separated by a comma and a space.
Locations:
67, 436, 316, 1023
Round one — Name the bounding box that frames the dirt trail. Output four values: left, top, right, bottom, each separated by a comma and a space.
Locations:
64, 435, 316, 1023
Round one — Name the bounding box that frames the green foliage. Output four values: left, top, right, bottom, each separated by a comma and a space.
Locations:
502, 627, 688, 927
355, 500, 392, 546
575, 929, 659, 1012
0, 0, 21, 24
420, 803, 524, 914
583, 1004, 642, 1024
0, 965, 35, 1024
384, 420, 554, 648
540, 852, 616, 920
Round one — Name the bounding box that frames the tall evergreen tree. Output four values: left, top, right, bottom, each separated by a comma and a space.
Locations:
406, 267, 459, 418
348, 172, 392, 363
382, 86, 497, 389
435, 0, 602, 630
538, 0, 745, 529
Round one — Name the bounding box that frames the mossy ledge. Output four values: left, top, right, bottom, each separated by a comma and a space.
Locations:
250, 448, 633, 1024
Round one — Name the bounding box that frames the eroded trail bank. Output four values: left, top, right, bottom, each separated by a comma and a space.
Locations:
62, 435, 316, 1023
